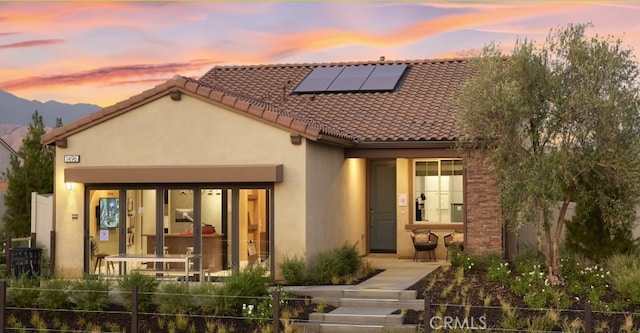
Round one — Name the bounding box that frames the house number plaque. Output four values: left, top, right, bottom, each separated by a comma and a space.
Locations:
64, 155, 80, 163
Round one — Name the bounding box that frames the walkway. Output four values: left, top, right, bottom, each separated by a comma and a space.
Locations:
290, 254, 444, 333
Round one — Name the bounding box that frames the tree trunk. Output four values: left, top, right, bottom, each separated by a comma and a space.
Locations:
549, 190, 574, 286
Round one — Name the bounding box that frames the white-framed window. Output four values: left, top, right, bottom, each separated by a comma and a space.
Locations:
414, 159, 464, 223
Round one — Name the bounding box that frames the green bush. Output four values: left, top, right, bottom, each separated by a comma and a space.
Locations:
565, 180, 638, 262
117, 271, 159, 312
211, 265, 270, 315
449, 247, 477, 273
279, 255, 307, 285
6, 274, 40, 307
486, 259, 512, 285
309, 242, 363, 284
334, 242, 362, 276
189, 283, 218, 315
69, 277, 110, 312
37, 278, 70, 309
154, 282, 193, 314
511, 246, 544, 274
607, 254, 640, 304
310, 250, 340, 284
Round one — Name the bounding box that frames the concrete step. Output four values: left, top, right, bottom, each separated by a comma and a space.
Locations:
298, 322, 419, 333
343, 288, 417, 300
309, 307, 403, 325
289, 286, 417, 300
311, 296, 425, 311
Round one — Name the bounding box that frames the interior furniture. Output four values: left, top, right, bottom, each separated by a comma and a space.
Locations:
411, 231, 438, 261
94, 253, 115, 274
444, 230, 465, 261
104, 253, 203, 282
145, 233, 223, 273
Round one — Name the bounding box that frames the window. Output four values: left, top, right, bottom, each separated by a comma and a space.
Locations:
414, 159, 464, 223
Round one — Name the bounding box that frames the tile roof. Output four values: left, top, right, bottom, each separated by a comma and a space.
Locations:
200, 58, 472, 143
41, 58, 472, 147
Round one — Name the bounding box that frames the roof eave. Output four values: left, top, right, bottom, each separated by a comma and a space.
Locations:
352, 140, 458, 149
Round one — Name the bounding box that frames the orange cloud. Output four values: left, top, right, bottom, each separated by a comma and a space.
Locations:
262, 2, 585, 59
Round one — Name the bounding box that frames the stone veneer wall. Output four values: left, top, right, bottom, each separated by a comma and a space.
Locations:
464, 150, 503, 255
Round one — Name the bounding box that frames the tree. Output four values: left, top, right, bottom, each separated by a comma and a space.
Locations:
454, 23, 640, 285
2, 111, 56, 237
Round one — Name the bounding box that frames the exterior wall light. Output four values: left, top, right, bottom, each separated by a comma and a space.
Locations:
65, 182, 75, 190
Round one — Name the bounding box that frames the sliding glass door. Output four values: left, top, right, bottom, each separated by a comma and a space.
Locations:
86, 184, 273, 279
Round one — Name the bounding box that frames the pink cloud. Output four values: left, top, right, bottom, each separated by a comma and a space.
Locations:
0, 59, 218, 90
0, 39, 65, 49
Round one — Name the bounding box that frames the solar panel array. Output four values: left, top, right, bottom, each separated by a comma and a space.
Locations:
293, 64, 408, 93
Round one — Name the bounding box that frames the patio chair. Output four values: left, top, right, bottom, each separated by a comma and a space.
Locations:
411, 231, 438, 261
444, 230, 464, 261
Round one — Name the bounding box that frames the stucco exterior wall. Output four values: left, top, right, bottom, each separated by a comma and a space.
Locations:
54, 94, 309, 277
305, 141, 367, 260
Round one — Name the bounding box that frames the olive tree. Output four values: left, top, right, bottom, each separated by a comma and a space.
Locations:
454, 23, 640, 285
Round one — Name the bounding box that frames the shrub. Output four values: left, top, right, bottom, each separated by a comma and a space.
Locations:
310, 250, 339, 284
154, 282, 193, 314
486, 259, 512, 285
189, 283, 218, 315
607, 254, 640, 304
211, 265, 270, 315
6, 274, 40, 307
309, 242, 363, 284
565, 188, 638, 262
449, 248, 476, 273
511, 246, 544, 274
117, 271, 159, 312
69, 277, 110, 311
279, 255, 307, 285
37, 278, 71, 309
242, 285, 291, 327
334, 242, 361, 276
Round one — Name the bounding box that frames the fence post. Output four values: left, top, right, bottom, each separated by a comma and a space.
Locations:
424, 294, 431, 333
131, 285, 138, 333
0, 280, 6, 333
30, 233, 36, 248
272, 289, 280, 333
584, 301, 592, 333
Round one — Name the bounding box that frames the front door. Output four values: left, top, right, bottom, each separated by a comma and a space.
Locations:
369, 160, 397, 252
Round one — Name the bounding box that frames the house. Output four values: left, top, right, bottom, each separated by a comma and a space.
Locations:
40, 58, 503, 279
0, 137, 18, 229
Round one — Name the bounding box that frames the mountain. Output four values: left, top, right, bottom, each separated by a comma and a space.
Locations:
0, 89, 101, 127
0, 89, 102, 151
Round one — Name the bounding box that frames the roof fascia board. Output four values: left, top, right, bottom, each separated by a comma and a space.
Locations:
345, 147, 460, 159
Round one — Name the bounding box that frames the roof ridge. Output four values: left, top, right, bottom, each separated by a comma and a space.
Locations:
206, 57, 468, 70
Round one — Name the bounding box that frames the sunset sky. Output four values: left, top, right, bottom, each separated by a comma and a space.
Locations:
2, 2, 640, 107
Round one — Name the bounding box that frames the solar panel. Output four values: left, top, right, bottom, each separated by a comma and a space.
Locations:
327, 65, 375, 91
360, 64, 408, 91
293, 63, 408, 93
293, 66, 344, 93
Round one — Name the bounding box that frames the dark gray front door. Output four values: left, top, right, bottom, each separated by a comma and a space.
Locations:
369, 160, 397, 252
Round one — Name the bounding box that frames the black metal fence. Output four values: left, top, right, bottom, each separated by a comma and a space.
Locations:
0, 280, 294, 333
